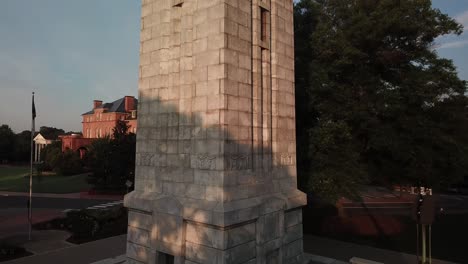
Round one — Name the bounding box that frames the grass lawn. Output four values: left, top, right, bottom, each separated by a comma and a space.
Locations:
0, 166, 91, 194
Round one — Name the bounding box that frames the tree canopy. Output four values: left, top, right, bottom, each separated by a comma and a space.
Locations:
39, 126, 65, 140
294, 0, 468, 202
86, 120, 136, 192
0, 125, 16, 162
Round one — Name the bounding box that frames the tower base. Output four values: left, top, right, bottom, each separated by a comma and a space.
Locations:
124, 191, 306, 264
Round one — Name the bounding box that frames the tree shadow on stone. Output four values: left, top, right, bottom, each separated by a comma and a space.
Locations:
124, 96, 306, 264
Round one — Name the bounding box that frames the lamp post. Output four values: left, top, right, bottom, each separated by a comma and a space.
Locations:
412, 186, 435, 264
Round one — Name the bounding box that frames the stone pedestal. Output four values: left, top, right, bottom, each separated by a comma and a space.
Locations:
125, 0, 306, 263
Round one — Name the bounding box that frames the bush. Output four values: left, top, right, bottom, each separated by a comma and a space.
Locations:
66, 211, 99, 239
55, 150, 83, 176
41, 141, 62, 171
32, 206, 128, 244
65, 206, 128, 244
86, 120, 135, 192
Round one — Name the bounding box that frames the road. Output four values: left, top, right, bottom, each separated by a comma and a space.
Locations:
0, 196, 114, 210
341, 193, 468, 215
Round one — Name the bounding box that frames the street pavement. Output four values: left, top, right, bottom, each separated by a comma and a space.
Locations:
337, 188, 468, 215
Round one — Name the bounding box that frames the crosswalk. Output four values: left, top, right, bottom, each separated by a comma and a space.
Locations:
62, 200, 123, 213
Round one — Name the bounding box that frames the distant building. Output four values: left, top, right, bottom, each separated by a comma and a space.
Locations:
61, 96, 138, 157
82, 96, 138, 138
33, 133, 56, 163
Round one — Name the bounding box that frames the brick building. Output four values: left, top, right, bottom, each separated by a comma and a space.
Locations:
61, 96, 138, 156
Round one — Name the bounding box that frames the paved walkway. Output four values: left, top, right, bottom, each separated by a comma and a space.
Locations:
2, 230, 73, 255
3, 235, 126, 264
0, 208, 64, 239
303, 235, 457, 264
2, 233, 458, 264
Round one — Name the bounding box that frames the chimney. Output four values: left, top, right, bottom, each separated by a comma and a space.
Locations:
93, 100, 103, 109
124, 96, 135, 112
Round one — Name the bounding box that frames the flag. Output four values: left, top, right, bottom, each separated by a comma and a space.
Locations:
32, 93, 36, 120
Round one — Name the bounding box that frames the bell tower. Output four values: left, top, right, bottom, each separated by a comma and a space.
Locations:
125, 0, 306, 263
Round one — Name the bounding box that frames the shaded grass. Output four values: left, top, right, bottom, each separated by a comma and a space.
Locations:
0, 166, 91, 194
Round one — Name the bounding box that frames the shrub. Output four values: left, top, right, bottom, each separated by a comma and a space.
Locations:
66, 211, 99, 239
55, 150, 83, 176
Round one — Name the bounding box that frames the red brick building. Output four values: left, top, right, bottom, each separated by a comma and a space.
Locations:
61, 96, 138, 156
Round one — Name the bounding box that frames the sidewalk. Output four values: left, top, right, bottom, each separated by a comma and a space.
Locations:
0, 191, 124, 201
303, 235, 457, 264
0, 208, 64, 239
2, 233, 458, 264
3, 235, 126, 264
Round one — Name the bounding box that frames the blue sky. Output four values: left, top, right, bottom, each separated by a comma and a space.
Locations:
433, 0, 468, 81
0, 0, 141, 132
0, 1, 467, 133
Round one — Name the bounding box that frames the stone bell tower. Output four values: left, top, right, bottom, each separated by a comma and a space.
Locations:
124, 0, 306, 263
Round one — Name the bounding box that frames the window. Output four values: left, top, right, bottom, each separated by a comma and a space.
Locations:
261, 8, 268, 42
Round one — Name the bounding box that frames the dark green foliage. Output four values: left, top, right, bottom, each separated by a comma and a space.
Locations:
0, 125, 67, 164
66, 207, 127, 243
36, 206, 129, 243
39, 126, 65, 140
66, 210, 99, 239
308, 121, 367, 202
55, 150, 83, 176
294, 0, 468, 202
12, 130, 31, 163
0, 125, 16, 163
39, 142, 83, 176
40, 141, 62, 171
86, 120, 136, 192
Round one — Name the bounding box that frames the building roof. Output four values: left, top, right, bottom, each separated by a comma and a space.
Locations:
33, 133, 56, 143
82, 97, 138, 115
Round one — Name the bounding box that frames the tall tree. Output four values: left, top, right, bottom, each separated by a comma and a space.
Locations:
13, 130, 32, 162
0, 125, 16, 163
294, 0, 468, 202
39, 126, 65, 140
87, 120, 136, 192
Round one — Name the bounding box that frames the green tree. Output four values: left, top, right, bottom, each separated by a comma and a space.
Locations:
55, 150, 83, 176
87, 120, 136, 192
13, 130, 31, 163
41, 141, 62, 171
294, 0, 468, 202
0, 124, 16, 163
39, 126, 65, 140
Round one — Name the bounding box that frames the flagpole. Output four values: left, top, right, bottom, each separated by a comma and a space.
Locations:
29, 92, 35, 241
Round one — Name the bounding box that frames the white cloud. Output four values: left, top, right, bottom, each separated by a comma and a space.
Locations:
438, 39, 468, 49
456, 10, 468, 31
